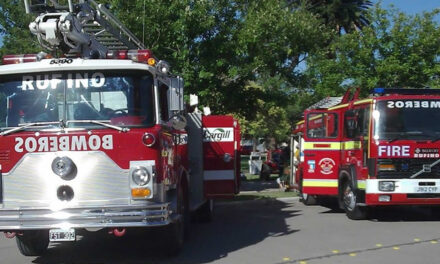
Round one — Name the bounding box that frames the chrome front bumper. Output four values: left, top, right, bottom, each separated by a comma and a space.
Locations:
0, 203, 170, 230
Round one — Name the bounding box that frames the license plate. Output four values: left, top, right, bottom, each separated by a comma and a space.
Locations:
415, 186, 438, 193
49, 228, 75, 242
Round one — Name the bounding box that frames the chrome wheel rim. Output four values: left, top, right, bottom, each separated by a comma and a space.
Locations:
343, 185, 356, 211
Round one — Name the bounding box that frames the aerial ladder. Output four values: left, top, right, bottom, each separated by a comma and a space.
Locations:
24, 0, 145, 58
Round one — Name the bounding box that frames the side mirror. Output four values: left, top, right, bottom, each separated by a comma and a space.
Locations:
169, 76, 184, 112
169, 114, 187, 130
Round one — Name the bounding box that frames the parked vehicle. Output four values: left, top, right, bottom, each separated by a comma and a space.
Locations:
292, 88, 440, 219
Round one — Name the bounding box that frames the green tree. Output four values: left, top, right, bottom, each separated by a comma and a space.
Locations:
306, 5, 440, 98
0, 1, 39, 57
306, 0, 373, 34
109, 0, 328, 141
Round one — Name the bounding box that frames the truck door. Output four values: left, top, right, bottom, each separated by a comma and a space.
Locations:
302, 111, 341, 196
202, 115, 240, 198
343, 105, 371, 187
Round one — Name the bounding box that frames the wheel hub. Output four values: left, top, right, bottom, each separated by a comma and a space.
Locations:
343, 185, 356, 211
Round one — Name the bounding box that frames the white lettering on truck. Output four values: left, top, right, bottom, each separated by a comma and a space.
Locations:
378, 145, 410, 157
21, 72, 105, 90
14, 135, 113, 153
387, 101, 440, 109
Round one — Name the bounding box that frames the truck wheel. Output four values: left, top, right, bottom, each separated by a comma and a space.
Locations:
342, 180, 368, 220
260, 164, 271, 181
166, 185, 188, 256
16, 230, 49, 256
197, 199, 214, 223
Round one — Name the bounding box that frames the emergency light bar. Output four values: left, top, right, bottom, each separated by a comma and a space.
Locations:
2, 54, 39, 65
2, 49, 157, 66
371, 88, 440, 95
106, 49, 156, 66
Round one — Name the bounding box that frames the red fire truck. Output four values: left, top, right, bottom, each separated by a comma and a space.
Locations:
0, 0, 240, 256
292, 88, 440, 220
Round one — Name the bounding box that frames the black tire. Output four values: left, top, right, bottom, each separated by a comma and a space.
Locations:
166, 184, 189, 256
260, 163, 271, 181
16, 230, 49, 256
341, 180, 368, 220
163, 221, 184, 256
196, 199, 214, 223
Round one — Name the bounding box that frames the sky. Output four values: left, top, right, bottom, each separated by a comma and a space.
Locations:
376, 0, 439, 15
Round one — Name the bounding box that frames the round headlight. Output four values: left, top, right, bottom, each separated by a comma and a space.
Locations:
132, 166, 150, 186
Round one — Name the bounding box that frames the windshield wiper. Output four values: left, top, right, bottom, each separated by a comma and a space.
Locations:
387, 132, 405, 143
66, 120, 129, 132
0, 121, 61, 136
387, 131, 430, 143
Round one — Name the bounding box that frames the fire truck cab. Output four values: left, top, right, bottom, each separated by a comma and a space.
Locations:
292, 88, 440, 220
0, 0, 241, 256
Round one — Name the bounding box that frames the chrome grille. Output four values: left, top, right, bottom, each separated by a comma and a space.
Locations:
377, 158, 440, 179
2, 151, 130, 208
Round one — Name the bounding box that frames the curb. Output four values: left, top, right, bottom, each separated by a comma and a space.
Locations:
217, 196, 300, 205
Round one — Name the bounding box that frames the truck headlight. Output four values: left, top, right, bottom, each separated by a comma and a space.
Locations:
132, 166, 150, 186
379, 181, 395, 192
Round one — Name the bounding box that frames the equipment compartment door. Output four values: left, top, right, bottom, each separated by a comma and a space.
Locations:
202, 115, 240, 198
302, 111, 341, 196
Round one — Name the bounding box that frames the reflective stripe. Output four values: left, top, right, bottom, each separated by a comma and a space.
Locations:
304, 142, 341, 150
342, 141, 361, 150
328, 103, 349, 110
304, 179, 365, 189
357, 180, 366, 190
353, 99, 373, 105
303, 179, 338, 187
304, 141, 361, 150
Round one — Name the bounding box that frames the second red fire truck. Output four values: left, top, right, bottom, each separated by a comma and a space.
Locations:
292, 88, 440, 220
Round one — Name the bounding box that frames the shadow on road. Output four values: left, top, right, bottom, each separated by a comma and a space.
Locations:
240, 178, 279, 192
32, 199, 300, 264
369, 206, 440, 222
316, 198, 440, 222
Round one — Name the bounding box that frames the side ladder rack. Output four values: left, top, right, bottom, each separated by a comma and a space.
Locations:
306, 97, 343, 110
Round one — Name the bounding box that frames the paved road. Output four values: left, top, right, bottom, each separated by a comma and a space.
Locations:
2, 199, 440, 264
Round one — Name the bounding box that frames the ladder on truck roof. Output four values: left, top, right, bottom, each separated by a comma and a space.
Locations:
306, 96, 343, 110
24, 0, 145, 58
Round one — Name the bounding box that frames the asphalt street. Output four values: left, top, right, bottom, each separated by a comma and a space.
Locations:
1, 198, 440, 264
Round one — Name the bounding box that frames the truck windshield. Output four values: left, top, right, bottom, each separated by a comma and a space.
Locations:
0, 70, 155, 130
374, 100, 440, 140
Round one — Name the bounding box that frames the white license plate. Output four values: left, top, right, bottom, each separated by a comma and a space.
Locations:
415, 186, 438, 193
49, 228, 75, 242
